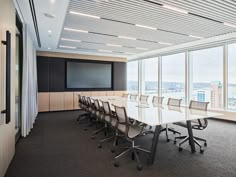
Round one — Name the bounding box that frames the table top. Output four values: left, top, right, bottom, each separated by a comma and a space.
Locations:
91, 96, 223, 126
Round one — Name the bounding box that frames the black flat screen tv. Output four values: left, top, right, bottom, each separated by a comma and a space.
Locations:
66, 61, 112, 89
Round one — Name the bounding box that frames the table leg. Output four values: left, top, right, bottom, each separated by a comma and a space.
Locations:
186, 120, 196, 153
148, 125, 161, 165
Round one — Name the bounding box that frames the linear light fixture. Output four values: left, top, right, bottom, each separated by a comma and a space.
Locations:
61, 38, 81, 42
59, 45, 76, 49
136, 47, 149, 50
69, 11, 101, 19
189, 35, 204, 39
135, 24, 157, 30
125, 52, 136, 55
64, 27, 88, 33
118, 36, 136, 40
98, 49, 112, 53
163, 4, 188, 14
106, 44, 122, 47
158, 42, 173, 45
224, 22, 236, 28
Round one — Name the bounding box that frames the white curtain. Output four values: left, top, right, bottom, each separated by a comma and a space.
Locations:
21, 25, 38, 137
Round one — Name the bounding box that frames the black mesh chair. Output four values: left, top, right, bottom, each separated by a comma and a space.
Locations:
140, 95, 149, 104
97, 101, 118, 149
130, 94, 138, 101
122, 93, 129, 98
174, 100, 209, 153
113, 105, 148, 171
160, 98, 182, 142
152, 96, 164, 106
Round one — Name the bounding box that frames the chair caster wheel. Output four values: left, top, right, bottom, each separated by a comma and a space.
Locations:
137, 164, 142, 171
84, 128, 88, 131
179, 147, 183, 151
98, 144, 102, 148
114, 161, 120, 167
91, 136, 95, 139
174, 140, 176, 144
111, 148, 115, 153
204, 142, 207, 147
200, 149, 204, 154
167, 138, 170, 142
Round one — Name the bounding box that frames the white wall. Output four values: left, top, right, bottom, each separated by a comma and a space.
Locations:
0, 0, 16, 176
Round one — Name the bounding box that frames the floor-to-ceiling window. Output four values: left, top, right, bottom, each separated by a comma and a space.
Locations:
190, 46, 224, 109
227, 43, 236, 111
141, 58, 158, 95
127, 61, 138, 94
161, 53, 185, 104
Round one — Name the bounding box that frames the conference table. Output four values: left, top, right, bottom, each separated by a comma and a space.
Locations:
91, 96, 223, 165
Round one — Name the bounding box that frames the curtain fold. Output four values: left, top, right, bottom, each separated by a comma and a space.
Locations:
21, 25, 38, 137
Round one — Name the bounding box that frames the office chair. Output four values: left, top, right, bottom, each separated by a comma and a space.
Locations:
97, 101, 118, 149
113, 105, 148, 171
122, 93, 129, 98
160, 98, 182, 142
174, 100, 209, 153
77, 95, 90, 122
140, 95, 149, 104
130, 94, 138, 101
152, 96, 164, 106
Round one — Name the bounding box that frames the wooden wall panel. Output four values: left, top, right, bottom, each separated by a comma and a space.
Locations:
106, 91, 114, 96
114, 91, 126, 97
64, 92, 74, 110
38, 93, 50, 112
49, 92, 65, 111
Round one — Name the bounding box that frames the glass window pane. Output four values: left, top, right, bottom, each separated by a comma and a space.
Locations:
127, 61, 138, 94
190, 47, 223, 109
161, 53, 185, 104
141, 58, 158, 95
228, 43, 236, 111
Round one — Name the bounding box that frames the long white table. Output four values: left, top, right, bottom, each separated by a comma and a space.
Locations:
92, 96, 223, 165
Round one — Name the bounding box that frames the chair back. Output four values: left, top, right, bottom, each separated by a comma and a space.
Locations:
167, 98, 182, 107
189, 100, 209, 129
94, 99, 100, 111
152, 96, 164, 105
114, 105, 128, 124
140, 95, 149, 103
130, 94, 138, 101
102, 101, 111, 115
122, 93, 129, 98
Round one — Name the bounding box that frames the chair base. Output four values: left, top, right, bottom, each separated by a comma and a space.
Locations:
160, 127, 181, 142
174, 135, 207, 153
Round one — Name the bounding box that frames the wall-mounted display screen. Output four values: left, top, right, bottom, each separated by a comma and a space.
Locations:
66, 61, 112, 89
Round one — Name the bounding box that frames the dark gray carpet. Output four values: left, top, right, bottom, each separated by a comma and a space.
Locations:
5, 111, 236, 177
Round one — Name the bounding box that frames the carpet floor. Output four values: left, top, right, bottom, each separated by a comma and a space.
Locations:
5, 111, 236, 177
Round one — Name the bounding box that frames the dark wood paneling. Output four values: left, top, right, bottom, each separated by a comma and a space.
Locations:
37, 57, 49, 92
113, 62, 127, 90
49, 58, 65, 92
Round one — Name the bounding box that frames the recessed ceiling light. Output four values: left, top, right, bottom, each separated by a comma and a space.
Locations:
64, 27, 88, 33
135, 24, 157, 30
48, 47, 51, 50
125, 52, 136, 55
224, 22, 236, 28
136, 47, 149, 50
48, 30, 52, 33
189, 35, 204, 39
163, 4, 188, 14
159, 42, 173, 45
98, 49, 112, 53
61, 38, 81, 42
44, 13, 55, 18
59, 45, 76, 49
118, 36, 136, 40
106, 44, 122, 47
69, 11, 101, 19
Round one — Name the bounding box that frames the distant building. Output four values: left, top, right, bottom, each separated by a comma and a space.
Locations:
211, 81, 223, 108
197, 90, 206, 102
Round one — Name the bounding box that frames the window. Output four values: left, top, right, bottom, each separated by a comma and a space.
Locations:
190, 47, 224, 109
127, 61, 138, 93
141, 58, 158, 95
161, 53, 185, 103
228, 43, 236, 111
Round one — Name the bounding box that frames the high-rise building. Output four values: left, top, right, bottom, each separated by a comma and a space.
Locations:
211, 81, 223, 108
197, 90, 206, 102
